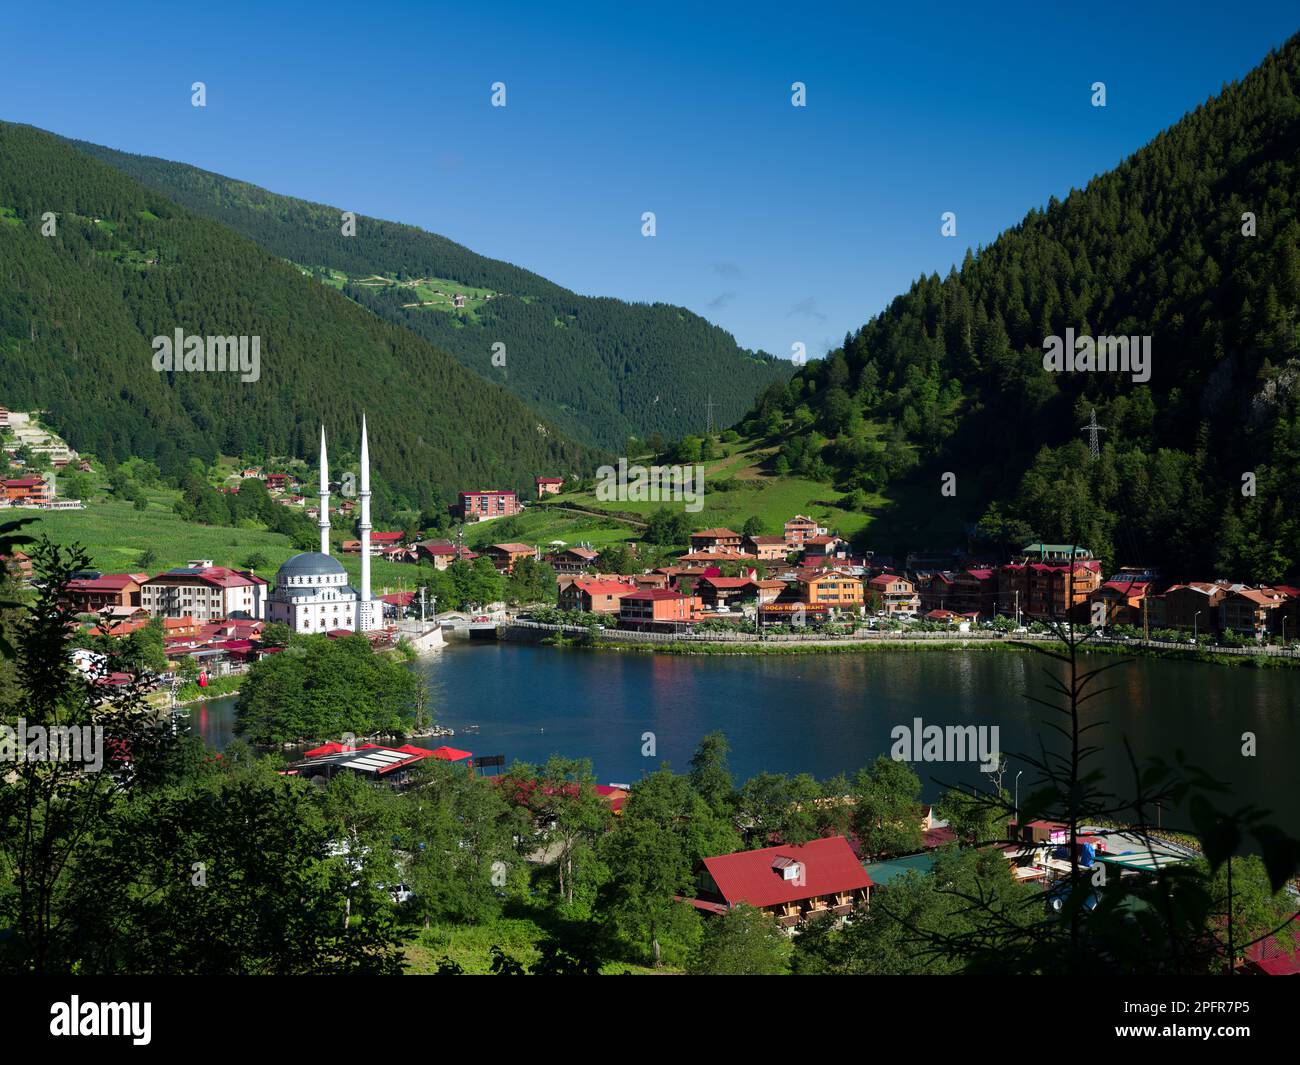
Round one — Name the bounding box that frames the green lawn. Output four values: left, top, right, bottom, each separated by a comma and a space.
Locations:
462, 507, 642, 551
402, 915, 670, 975
23, 488, 429, 595
299, 266, 500, 320
546, 438, 883, 540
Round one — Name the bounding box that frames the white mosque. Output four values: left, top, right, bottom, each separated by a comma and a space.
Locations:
267, 416, 382, 635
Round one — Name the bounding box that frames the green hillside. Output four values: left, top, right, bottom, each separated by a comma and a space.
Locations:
739, 32, 1300, 578
539, 434, 881, 544
69, 137, 790, 451
0, 121, 599, 511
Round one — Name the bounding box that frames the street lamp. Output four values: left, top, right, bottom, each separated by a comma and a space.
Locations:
1193, 610, 1201, 642
1015, 770, 1024, 824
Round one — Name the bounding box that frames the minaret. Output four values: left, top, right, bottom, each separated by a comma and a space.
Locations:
318, 425, 331, 556
358, 413, 373, 630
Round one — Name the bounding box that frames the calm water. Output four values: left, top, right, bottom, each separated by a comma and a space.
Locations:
187, 643, 1300, 833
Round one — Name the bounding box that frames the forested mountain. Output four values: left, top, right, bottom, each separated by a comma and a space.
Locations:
741, 32, 1300, 581
0, 122, 600, 511
68, 139, 789, 451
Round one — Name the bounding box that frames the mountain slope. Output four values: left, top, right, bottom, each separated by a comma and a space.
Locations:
740, 32, 1300, 580
67, 139, 790, 451
0, 121, 597, 510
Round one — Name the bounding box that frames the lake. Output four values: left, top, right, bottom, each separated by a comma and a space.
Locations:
186, 642, 1300, 834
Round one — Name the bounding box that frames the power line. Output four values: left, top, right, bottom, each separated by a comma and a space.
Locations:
1081, 407, 1107, 459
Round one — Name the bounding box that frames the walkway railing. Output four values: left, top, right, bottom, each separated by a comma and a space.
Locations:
503, 619, 1300, 655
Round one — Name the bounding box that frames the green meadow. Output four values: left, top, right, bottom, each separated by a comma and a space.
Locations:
544, 437, 881, 540
23, 487, 427, 595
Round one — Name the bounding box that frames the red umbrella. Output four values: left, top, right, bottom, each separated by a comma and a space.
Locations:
429, 745, 472, 761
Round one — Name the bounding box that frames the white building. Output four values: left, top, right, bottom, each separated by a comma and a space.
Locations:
140, 560, 266, 621
267, 417, 382, 635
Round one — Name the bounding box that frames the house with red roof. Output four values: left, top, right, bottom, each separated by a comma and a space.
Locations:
618, 588, 700, 631
1160, 581, 1232, 633
1090, 577, 1152, 627
917, 570, 957, 613
1, 477, 51, 505
674, 550, 757, 572
485, 543, 538, 574
867, 573, 920, 617
952, 567, 998, 616
65, 572, 149, 613
697, 575, 759, 610
688, 836, 873, 930
545, 545, 600, 575
689, 527, 744, 553
0, 550, 33, 582
1219, 586, 1287, 638
140, 562, 267, 622
559, 578, 633, 614
341, 531, 406, 554
783, 515, 826, 550
744, 534, 788, 560
802, 534, 848, 559
536, 476, 564, 498
998, 559, 1102, 621
412, 539, 479, 570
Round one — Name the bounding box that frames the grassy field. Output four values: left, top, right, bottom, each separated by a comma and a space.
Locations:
545, 437, 881, 540
402, 914, 669, 975
303, 266, 500, 320
22, 486, 428, 595
461, 507, 642, 551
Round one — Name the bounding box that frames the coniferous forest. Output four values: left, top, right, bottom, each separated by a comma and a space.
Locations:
0, 121, 599, 510
68, 137, 790, 452
741, 33, 1300, 581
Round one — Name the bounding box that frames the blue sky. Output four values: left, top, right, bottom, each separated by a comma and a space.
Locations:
2, 1, 1297, 358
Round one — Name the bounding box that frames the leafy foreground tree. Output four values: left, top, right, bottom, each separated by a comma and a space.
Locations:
65, 744, 403, 974
400, 759, 530, 927
0, 536, 402, 974
0, 537, 163, 973
235, 632, 422, 746
689, 903, 793, 975
598, 767, 739, 966
501, 756, 610, 916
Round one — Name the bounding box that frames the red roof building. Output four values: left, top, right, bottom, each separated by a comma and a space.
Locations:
544, 545, 599, 574
141, 564, 267, 622
697, 575, 759, 609
485, 543, 537, 574
293, 742, 441, 784
689, 528, 744, 552
65, 572, 150, 613
691, 836, 873, 929
618, 588, 701, 630
559, 578, 632, 614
